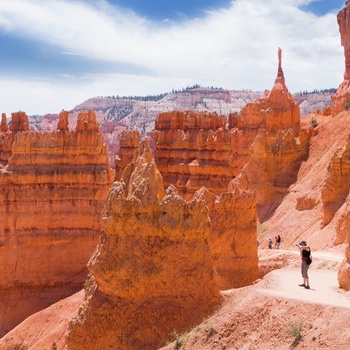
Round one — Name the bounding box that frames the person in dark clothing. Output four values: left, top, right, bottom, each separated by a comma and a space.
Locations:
296, 240, 311, 289
275, 235, 281, 249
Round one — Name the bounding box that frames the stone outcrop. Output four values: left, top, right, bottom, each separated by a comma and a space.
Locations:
338, 195, 350, 290
229, 48, 301, 175
57, 109, 69, 132
321, 135, 350, 227
153, 111, 233, 199
1, 113, 8, 132
332, 1, 350, 116
230, 128, 311, 221
194, 187, 259, 289
9, 111, 29, 133
115, 130, 140, 181
228, 49, 309, 221
0, 110, 114, 336
67, 138, 221, 350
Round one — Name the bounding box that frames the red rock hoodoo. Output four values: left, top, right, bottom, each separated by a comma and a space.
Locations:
0, 113, 13, 164
332, 1, 350, 116
0, 110, 114, 336
114, 129, 140, 181
67, 138, 221, 350
228, 48, 310, 221
9, 111, 29, 133
1, 113, 8, 132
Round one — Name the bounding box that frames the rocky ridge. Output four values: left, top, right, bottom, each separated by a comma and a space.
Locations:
66, 138, 224, 350
0, 110, 113, 337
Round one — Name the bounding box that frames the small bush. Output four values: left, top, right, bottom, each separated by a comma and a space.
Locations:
172, 331, 188, 349
204, 323, 217, 337
285, 320, 303, 348
344, 101, 350, 110
311, 117, 318, 128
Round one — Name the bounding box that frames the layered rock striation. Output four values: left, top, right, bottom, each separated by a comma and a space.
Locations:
321, 135, 350, 227
194, 187, 259, 289
229, 49, 310, 221
338, 194, 350, 290
0, 110, 114, 336
67, 138, 221, 350
153, 111, 233, 199
115, 130, 140, 181
332, 1, 350, 116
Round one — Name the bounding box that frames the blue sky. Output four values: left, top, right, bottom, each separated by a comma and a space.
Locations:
0, 0, 346, 115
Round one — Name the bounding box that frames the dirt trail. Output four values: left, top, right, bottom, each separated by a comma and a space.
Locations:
258, 268, 350, 309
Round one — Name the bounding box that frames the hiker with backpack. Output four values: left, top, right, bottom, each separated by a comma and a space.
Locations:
296, 240, 312, 289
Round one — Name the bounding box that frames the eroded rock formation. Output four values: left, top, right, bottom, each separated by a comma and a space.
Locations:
115, 130, 140, 181
153, 111, 233, 198
230, 128, 311, 221
67, 138, 221, 350
0, 110, 113, 336
228, 49, 310, 221
9, 111, 29, 133
332, 1, 350, 116
338, 194, 350, 290
194, 187, 259, 289
321, 135, 350, 227
1, 113, 8, 132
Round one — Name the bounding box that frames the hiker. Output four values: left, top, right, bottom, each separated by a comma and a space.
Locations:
296, 240, 312, 289
268, 238, 273, 249
275, 235, 281, 249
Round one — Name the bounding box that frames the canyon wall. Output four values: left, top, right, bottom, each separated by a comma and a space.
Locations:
67, 138, 221, 350
0, 110, 114, 336
332, 0, 350, 116
153, 111, 233, 199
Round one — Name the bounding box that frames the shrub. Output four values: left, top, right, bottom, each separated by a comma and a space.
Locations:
285, 320, 303, 348
311, 117, 318, 128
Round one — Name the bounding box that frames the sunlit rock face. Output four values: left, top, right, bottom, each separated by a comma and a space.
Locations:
0, 110, 113, 336
332, 1, 350, 116
194, 186, 259, 290
9, 111, 29, 133
321, 135, 350, 227
338, 194, 350, 290
115, 129, 140, 181
153, 110, 233, 199
229, 49, 309, 221
67, 138, 221, 350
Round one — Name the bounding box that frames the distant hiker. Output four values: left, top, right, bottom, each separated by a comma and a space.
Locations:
268, 238, 273, 249
275, 235, 281, 249
296, 240, 312, 289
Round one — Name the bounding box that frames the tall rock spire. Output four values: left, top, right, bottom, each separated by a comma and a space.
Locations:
275, 47, 285, 85
1, 113, 8, 132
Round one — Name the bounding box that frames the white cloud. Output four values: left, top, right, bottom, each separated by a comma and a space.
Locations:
0, 0, 346, 114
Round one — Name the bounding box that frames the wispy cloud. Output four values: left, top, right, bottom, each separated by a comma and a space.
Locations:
0, 0, 345, 115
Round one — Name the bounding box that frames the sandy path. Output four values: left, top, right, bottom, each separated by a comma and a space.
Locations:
258, 263, 350, 309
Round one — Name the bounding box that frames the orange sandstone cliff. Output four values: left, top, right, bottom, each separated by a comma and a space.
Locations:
0, 110, 114, 336
66, 138, 221, 350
